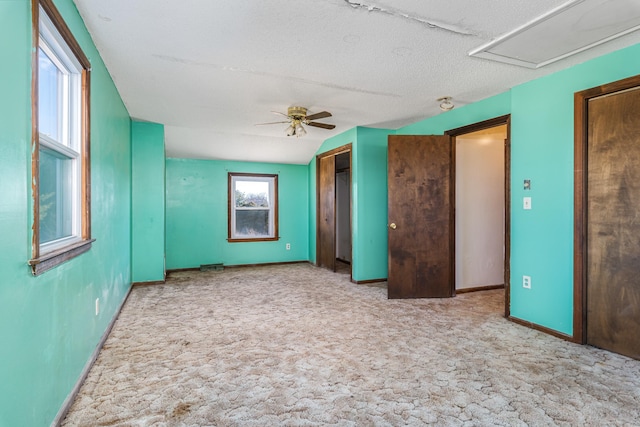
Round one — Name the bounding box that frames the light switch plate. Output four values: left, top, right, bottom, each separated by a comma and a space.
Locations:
523, 197, 532, 210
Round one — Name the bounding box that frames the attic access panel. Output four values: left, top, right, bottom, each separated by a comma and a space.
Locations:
469, 0, 640, 68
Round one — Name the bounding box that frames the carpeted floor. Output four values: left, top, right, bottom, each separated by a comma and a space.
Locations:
62, 263, 640, 426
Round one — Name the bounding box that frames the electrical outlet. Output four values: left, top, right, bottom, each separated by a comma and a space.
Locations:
523, 276, 531, 289
286, 243, 291, 250
95, 298, 100, 315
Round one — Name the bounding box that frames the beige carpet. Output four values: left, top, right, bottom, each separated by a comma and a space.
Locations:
62, 263, 640, 426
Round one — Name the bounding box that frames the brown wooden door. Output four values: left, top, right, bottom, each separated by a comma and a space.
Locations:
317, 154, 336, 271
586, 86, 640, 359
388, 135, 454, 298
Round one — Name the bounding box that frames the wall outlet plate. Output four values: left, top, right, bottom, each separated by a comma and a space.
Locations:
523, 275, 531, 289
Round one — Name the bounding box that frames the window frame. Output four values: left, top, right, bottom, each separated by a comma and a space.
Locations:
228, 173, 279, 242
29, 0, 93, 275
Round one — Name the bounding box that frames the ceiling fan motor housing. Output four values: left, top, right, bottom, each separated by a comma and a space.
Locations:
288, 106, 307, 119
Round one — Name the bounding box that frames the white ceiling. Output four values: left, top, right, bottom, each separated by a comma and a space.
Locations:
72, 0, 640, 165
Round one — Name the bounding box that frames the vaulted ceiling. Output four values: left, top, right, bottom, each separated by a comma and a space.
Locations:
73, 0, 640, 164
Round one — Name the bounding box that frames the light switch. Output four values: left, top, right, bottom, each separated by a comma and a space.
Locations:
523, 197, 532, 210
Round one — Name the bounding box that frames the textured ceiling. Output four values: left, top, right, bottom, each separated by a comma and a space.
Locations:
72, 0, 640, 164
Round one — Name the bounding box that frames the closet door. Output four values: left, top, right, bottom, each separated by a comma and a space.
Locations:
586, 85, 640, 359
317, 154, 336, 271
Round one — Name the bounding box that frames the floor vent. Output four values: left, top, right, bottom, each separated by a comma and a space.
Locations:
200, 263, 224, 271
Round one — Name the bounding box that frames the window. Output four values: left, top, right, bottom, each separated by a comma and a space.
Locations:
228, 173, 279, 242
29, 0, 92, 275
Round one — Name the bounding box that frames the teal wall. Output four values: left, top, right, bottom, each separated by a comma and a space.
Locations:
0, 1, 132, 426
132, 121, 166, 283
166, 159, 309, 269
394, 43, 640, 336
309, 127, 392, 282
352, 127, 391, 281
508, 43, 640, 335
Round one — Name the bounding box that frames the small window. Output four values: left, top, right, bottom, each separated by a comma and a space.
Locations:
228, 173, 278, 242
29, 0, 92, 275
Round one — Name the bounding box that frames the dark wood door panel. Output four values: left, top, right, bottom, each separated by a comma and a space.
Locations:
418, 178, 449, 222
587, 86, 640, 359
387, 249, 416, 298
318, 154, 336, 271
388, 135, 453, 299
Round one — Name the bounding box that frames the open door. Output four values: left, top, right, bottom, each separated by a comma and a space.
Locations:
387, 135, 454, 298
316, 144, 352, 275
317, 154, 336, 271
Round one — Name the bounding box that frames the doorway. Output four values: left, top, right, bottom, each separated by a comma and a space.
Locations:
453, 125, 507, 293
335, 152, 351, 273
387, 116, 510, 315
316, 144, 352, 278
447, 116, 511, 316
574, 74, 640, 359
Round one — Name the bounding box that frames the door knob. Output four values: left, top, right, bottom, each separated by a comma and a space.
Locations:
389, 223, 397, 229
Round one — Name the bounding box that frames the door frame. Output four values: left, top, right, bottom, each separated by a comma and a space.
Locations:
573, 74, 640, 344
316, 143, 353, 280
445, 114, 511, 317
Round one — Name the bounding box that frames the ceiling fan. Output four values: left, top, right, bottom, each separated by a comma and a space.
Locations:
256, 106, 336, 137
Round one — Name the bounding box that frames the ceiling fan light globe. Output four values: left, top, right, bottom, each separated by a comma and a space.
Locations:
295, 123, 306, 137
285, 124, 295, 136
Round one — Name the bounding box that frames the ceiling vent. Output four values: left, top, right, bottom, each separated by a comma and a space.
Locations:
469, 0, 640, 68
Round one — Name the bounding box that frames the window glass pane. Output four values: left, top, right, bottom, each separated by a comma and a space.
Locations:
228, 174, 277, 241
38, 47, 61, 141
39, 147, 73, 243
235, 210, 270, 238
235, 180, 269, 207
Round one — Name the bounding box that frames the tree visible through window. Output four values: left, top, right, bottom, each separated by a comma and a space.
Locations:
228, 173, 278, 241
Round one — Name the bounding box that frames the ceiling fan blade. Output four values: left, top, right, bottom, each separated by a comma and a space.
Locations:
305, 111, 332, 121
255, 120, 291, 126
307, 121, 336, 130
271, 111, 291, 118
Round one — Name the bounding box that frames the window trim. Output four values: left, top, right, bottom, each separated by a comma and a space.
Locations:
29, 0, 93, 275
228, 172, 279, 242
